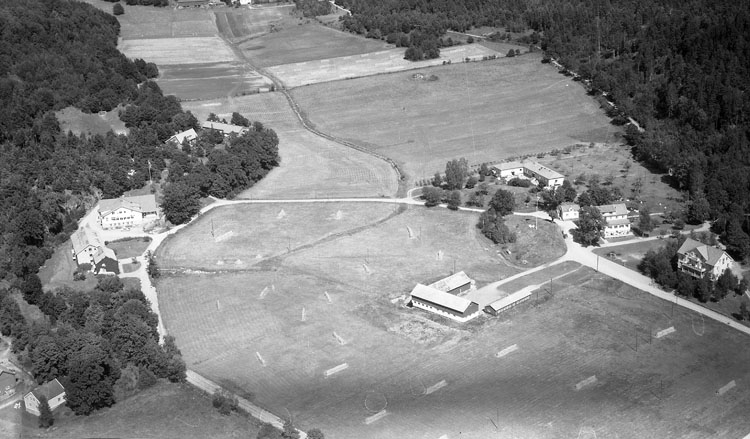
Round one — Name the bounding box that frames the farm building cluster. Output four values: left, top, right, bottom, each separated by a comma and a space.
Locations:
409, 272, 480, 322
556, 202, 634, 239
71, 226, 120, 275
493, 160, 565, 189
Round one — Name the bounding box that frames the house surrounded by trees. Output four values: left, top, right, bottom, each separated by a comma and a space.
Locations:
677, 238, 734, 281
166, 128, 197, 147
201, 121, 249, 137
24, 379, 66, 416
493, 160, 565, 188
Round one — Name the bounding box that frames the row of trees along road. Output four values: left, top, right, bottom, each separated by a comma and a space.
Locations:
338, 0, 750, 261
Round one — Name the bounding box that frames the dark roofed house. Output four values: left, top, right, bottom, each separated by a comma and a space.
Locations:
677, 238, 734, 281
93, 247, 120, 275
201, 121, 249, 137
409, 284, 480, 322
24, 379, 66, 416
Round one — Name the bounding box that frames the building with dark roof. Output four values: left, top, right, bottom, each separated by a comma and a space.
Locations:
677, 238, 734, 281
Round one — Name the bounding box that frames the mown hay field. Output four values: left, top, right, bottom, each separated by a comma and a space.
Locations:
292, 55, 617, 181
159, 255, 750, 438
268, 44, 501, 88
156, 62, 272, 101
156, 202, 398, 271
181, 92, 399, 198
119, 37, 237, 66
55, 106, 128, 136
233, 18, 391, 68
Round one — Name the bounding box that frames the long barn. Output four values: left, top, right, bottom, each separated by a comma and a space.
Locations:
409, 284, 480, 322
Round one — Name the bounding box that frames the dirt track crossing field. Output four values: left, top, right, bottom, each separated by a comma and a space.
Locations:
181, 92, 399, 198
292, 54, 617, 180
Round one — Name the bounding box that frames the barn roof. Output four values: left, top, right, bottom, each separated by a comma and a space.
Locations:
596, 203, 628, 216
71, 226, 101, 255
520, 160, 564, 180
30, 379, 65, 401
486, 290, 532, 312
410, 284, 473, 313
167, 128, 197, 145
495, 161, 524, 171
201, 121, 248, 135
678, 238, 732, 266
99, 194, 158, 217
428, 271, 472, 292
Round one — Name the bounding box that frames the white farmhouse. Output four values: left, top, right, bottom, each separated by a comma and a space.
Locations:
677, 238, 734, 281
98, 194, 159, 230
24, 379, 66, 416
596, 203, 632, 238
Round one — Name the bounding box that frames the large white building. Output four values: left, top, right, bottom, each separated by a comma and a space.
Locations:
596, 203, 632, 239
98, 194, 159, 230
409, 284, 481, 322
677, 238, 734, 281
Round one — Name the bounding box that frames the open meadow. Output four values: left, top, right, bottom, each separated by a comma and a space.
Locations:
156, 202, 399, 271
267, 44, 501, 87
156, 62, 272, 101
119, 37, 237, 66
222, 11, 391, 68
159, 251, 750, 438
291, 55, 616, 181
181, 92, 399, 198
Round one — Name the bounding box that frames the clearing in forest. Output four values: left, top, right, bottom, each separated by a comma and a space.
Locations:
291, 54, 617, 181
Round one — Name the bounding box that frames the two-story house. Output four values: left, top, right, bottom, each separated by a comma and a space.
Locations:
677, 238, 734, 281
24, 379, 66, 416
596, 203, 632, 238
98, 195, 160, 230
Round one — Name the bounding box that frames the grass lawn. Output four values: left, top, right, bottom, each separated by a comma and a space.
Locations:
291, 54, 615, 182
37, 242, 98, 292
156, 202, 399, 271
0, 382, 259, 439
106, 237, 152, 260
593, 238, 674, 271
181, 92, 399, 199
55, 106, 128, 137
159, 255, 750, 438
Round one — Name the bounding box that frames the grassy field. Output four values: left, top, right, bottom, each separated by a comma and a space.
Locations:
593, 239, 673, 271
291, 55, 615, 182
119, 37, 237, 66
55, 106, 128, 136
267, 44, 501, 88
37, 242, 98, 292
227, 13, 391, 68
159, 248, 750, 438
156, 62, 272, 101
0, 382, 258, 439
106, 237, 152, 260
156, 202, 399, 271
181, 92, 399, 198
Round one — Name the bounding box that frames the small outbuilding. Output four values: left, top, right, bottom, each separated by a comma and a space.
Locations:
484, 290, 532, 316
24, 379, 66, 416
427, 271, 475, 295
557, 202, 580, 221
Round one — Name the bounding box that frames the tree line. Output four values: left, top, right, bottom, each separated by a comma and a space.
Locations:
2, 276, 186, 417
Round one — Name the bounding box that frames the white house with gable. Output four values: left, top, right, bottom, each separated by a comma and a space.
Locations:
677, 238, 734, 281
98, 194, 160, 230
24, 379, 66, 416
596, 203, 632, 238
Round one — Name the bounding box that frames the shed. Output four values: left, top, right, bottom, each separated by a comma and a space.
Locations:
484, 290, 532, 316
428, 271, 474, 295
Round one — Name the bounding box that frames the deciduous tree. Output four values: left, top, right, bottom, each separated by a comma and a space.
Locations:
575, 206, 604, 246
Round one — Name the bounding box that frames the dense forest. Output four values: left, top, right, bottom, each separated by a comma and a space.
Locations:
337, 0, 750, 260
0, 0, 277, 417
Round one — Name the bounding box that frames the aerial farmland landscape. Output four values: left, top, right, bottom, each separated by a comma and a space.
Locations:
1, 1, 750, 439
